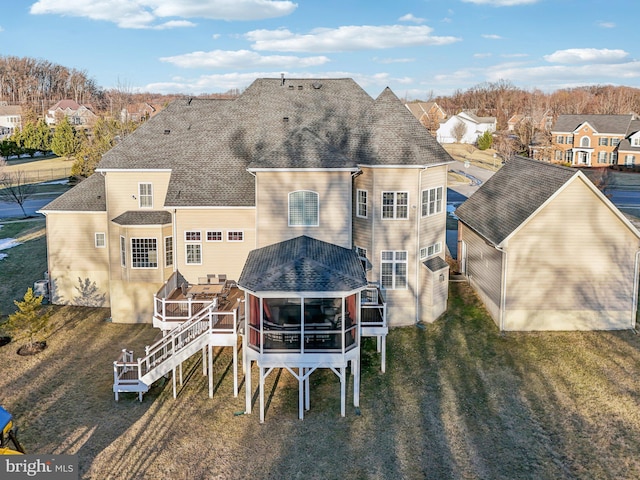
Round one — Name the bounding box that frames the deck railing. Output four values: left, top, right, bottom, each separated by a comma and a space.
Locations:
361, 284, 386, 327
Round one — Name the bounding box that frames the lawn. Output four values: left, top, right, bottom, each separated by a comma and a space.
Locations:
0, 218, 48, 315
2, 279, 640, 479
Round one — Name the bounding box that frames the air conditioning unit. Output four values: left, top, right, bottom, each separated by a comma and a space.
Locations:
33, 279, 49, 300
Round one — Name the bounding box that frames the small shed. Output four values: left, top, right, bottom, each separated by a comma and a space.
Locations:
456, 156, 640, 331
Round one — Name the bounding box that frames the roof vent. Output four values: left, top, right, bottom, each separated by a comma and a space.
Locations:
312, 82, 322, 89
164, 129, 170, 135
298, 85, 303, 90
288, 85, 294, 90
283, 117, 289, 122
281, 73, 285, 85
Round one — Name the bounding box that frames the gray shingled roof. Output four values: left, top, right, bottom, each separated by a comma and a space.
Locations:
238, 235, 367, 293
424, 256, 448, 272
40, 174, 106, 212
95, 78, 452, 208
552, 114, 635, 134
111, 210, 172, 225
455, 156, 577, 246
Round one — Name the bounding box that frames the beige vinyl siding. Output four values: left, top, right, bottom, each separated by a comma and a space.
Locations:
45, 212, 110, 307
104, 171, 171, 218
459, 222, 503, 325
353, 169, 373, 253
503, 176, 639, 330
368, 167, 422, 326
175, 208, 256, 284
255, 171, 352, 248
418, 165, 448, 248
110, 280, 161, 323
419, 263, 449, 323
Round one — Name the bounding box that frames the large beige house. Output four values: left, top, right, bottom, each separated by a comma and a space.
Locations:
40, 78, 452, 328
456, 156, 640, 331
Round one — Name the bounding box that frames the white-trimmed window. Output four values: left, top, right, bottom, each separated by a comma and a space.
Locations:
186, 244, 202, 264
633, 138, 640, 147
185, 231, 201, 242
420, 242, 442, 259
139, 183, 153, 208
556, 135, 564, 144
206, 231, 223, 242
356, 189, 368, 218
165, 236, 173, 267
355, 246, 368, 271
612, 138, 621, 146
131, 238, 158, 268
598, 151, 607, 163
382, 192, 408, 219
625, 155, 636, 166
555, 150, 562, 161
95, 232, 106, 248
565, 150, 573, 163
566, 135, 573, 144
421, 187, 443, 217
580, 136, 590, 147
381, 251, 408, 289
120, 236, 126, 267
227, 231, 244, 242
598, 137, 609, 146
289, 190, 319, 226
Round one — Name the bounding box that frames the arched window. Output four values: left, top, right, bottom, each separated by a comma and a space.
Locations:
580, 136, 590, 147
289, 191, 319, 226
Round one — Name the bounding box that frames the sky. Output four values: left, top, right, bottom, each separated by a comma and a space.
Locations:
0, 0, 638, 100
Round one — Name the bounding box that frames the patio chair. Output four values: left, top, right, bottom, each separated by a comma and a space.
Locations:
218, 274, 227, 284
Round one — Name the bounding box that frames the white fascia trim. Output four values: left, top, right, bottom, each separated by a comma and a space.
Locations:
237, 287, 366, 298
38, 210, 106, 215
246, 167, 358, 173
358, 161, 452, 169
165, 205, 256, 210
96, 168, 172, 173
112, 224, 169, 228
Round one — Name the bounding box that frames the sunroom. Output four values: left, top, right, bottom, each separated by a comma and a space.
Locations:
238, 235, 370, 422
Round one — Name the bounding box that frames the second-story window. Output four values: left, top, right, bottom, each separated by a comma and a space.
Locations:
139, 183, 153, 208
382, 192, 408, 219
421, 187, 443, 217
289, 190, 319, 226
357, 189, 368, 218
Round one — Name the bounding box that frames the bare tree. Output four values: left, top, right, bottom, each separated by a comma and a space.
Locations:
452, 120, 468, 143
0, 169, 36, 218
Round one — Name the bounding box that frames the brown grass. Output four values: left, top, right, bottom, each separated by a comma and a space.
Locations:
443, 143, 503, 171
3, 283, 640, 479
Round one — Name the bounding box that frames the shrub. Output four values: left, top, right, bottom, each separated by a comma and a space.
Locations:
477, 131, 493, 150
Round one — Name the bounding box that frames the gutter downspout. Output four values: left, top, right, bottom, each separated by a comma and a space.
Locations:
415, 166, 427, 324
632, 249, 640, 330
247, 169, 257, 250
495, 244, 507, 333
172, 209, 177, 273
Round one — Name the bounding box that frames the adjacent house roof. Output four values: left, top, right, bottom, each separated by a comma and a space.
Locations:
552, 114, 636, 134
39, 174, 106, 212
424, 256, 448, 272
455, 156, 576, 246
92, 78, 453, 209
238, 235, 367, 293
111, 211, 172, 225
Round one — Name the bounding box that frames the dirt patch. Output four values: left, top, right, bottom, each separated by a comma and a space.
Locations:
16, 341, 46, 356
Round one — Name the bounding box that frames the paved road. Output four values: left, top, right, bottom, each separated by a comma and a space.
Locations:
448, 160, 496, 197
0, 194, 59, 219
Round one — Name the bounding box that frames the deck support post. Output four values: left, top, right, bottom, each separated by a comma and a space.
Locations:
299, 367, 304, 420
202, 345, 207, 375
340, 366, 346, 417
353, 358, 360, 407
208, 344, 214, 398
233, 338, 238, 397
381, 336, 386, 373
172, 367, 177, 399
179, 362, 183, 386
305, 368, 310, 411
259, 366, 265, 423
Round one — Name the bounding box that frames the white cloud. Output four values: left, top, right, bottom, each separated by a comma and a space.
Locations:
544, 48, 629, 64
399, 13, 425, 24
462, 0, 539, 5
373, 57, 415, 64
30, 0, 298, 28
0, 26, 4, 32
501, 53, 528, 58
598, 21, 615, 28
160, 50, 330, 69
246, 25, 460, 52
481, 34, 502, 40
474, 53, 492, 58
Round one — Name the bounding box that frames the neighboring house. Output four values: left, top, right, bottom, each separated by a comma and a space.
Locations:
120, 102, 159, 123
0, 104, 22, 137
405, 101, 446, 134
550, 114, 640, 167
508, 110, 553, 132
40, 78, 452, 327
456, 156, 640, 331
436, 111, 496, 144
45, 99, 98, 126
